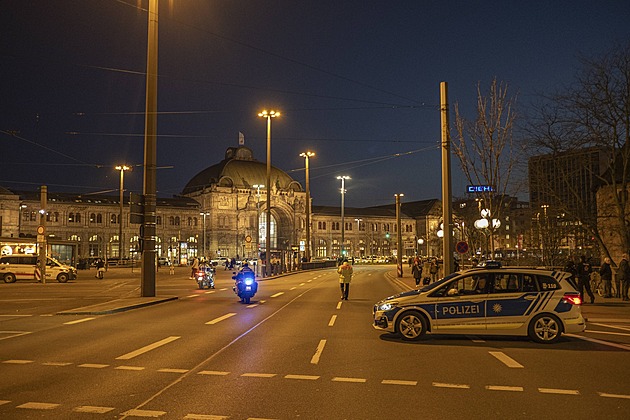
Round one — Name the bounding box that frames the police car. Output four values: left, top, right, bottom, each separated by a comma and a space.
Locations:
373, 262, 585, 344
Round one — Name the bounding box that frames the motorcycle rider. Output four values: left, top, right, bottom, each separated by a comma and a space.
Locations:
233, 262, 257, 298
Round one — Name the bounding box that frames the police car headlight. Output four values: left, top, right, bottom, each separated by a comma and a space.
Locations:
378, 302, 397, 311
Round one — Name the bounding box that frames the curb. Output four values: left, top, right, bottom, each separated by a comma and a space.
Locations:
56, 296, 178, 315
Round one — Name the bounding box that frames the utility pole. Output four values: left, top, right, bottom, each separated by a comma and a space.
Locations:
38, 185, 47, 284
441, 82, 453, 275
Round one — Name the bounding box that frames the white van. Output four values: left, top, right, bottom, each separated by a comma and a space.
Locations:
0, 254, 77, 283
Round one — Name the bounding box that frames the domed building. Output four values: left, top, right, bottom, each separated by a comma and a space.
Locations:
183, 146, 306, 265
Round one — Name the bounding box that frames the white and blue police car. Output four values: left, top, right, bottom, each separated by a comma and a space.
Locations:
373, 262, 585, 343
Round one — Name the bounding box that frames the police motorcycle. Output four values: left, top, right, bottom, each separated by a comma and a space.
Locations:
195, 263, 216, 290
232, 263, 258, 304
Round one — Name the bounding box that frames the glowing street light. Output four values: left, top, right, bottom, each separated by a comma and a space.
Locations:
258, 110, 280, 276
299, 151, 315, 262
115, 165, 131, 260
337, 176, 350, 257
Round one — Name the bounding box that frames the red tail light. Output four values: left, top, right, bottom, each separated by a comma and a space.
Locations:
563, 293, 582, 305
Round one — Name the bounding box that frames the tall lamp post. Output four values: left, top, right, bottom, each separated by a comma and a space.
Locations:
337, 175, 350, 258
258, 110, 279, 276
200, 211, 210, 259
115, 165, 131, 260
355, 218, 362, 258
299, 151, 315, 263
253, 184, 264, 261
395, 193, 404, 277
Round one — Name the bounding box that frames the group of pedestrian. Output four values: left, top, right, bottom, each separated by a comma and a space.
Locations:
411, 257, 439, 286
565, 254, 630, 302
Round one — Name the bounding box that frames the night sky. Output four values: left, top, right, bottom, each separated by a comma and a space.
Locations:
2, 0, 629, 207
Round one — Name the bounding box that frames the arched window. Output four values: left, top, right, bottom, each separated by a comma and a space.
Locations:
76, 213, 81, 223
111, 214, 118, 224
96, 213, 103, 224
187, 217, 193, 226
156, 215, 162, 225
90, 213, 96, 223
169, 216, 175, 226
175, 216, 180, 226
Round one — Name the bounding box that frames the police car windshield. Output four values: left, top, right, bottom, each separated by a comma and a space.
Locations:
418, 272, 459, 292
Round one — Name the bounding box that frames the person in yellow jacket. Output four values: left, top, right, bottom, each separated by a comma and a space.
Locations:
337, 259, 353, 300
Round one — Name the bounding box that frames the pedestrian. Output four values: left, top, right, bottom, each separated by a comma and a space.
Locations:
599, 257, 613, 298
190, 257, 199, 279
337, 258, 353, 300
412, 257, 423, 286
619, 253, 630, 301
430, 258, 438, 282
422, 258, 431, 284
577, 255, 595, 304
564, 258, 578, 287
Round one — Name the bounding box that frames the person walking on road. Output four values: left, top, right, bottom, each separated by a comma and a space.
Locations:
599, 257, 613, 298
619, 253, 630, 301
95, 258, 105, 279
577, 255, 595, 304
190, 257, 199, 279
337, 258, 353, 300
412, 257, 423, 287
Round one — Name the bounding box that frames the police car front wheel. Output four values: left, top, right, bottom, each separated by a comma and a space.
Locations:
396, 310, 427, 341
528, 313, 563, 344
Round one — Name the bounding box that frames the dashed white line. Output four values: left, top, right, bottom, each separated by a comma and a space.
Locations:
310, 339, 327, 364
284, 374, 320, 381
17, 402, 59, 410
187, 294, 199, 298
290, 287, 297, 290
115, 366, 145, 371
73, 405, 115, 414
63, 317, 95, 325
270, 292, 284, 298
198, 370, 230, 376
336, 302, 342, 310
489, 351, 524, 368
2, 359, 33, 364
433, 382, 470, 389
42, 362, 72, 366
382, 379, 417, 386
0, 400, 10, 406
121, 408, 167, 417
241, 373, 276, 378
158, 368, 189, 373
332, 377, 367, 383
184, 414, 229, 419
79, 363, 109, 369
538, 388, 579, 395
486, 385, 524, 392
204, 290, 216, 294
115, 336, 181, 360
598, 392, 630, 399
328, 315, 337, 327
205, 313, 237, 325
246, 303, 259, 308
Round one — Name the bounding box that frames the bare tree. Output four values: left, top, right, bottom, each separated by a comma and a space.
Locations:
527, 42, 630, 259
453, 78, 519, 254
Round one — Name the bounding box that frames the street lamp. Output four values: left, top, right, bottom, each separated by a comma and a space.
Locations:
355, 218, 362, 258
253, 184, 264, 270
200, 211, 210, 259
299, 151, 315, 263
337, 175, 350, 258
115, 165, 131, 260
18, 203, 27, 237
395, 193, 404, 277
258, 110, 279, 276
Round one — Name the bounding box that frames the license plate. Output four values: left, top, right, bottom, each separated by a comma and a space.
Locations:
246, 286, 252, 291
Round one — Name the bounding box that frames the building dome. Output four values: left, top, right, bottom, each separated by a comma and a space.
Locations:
182, 146, 302, 195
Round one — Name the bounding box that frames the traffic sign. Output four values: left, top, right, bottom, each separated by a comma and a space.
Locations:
37, 225, 45, 235
456, 241, 469, 254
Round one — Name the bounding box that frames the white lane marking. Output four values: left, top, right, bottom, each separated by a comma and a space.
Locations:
78, 363, 109, 369
489, 351, 524, 368
284, 374, 320, 380
219, 288, 228, 291
115, 336, 181, 360
115, 366, 145, 371
299, 283, 305, 286
259, 300, 267, 304
486, 385, 524, 392
63, 317, 95, 325
0, 331, 32, 341
205, 313, 237, 325
290, 287, 297, 290
310, 339, 327, 364
17, 402, 60, 410
307, 279, 313, 282
590, 322, 630, 332
158, 368, 189, 373
121, 409, 167, 417
187, 294, 199, 298
3, 359, 33, 364
538, 388, 579, 395
332, 377, 366, 383
270, 292, 284, 298
433, 382, 470, 389
184, 414, 229, 419
584, 329, 630, 337
73, 406, 115, 414
0, 314, 32, 317
246, 303, 259, 308
565, 333, 630, 351
0, 400, 9, 406
336, 302, 342, 310
382, 379, 417, 386
204, 291, 216, 294
328, 315, 337, 327
599, 392, 630, 399
241, 373, 276, 378
198, 370, 230, 376
42, 362, 72, 366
